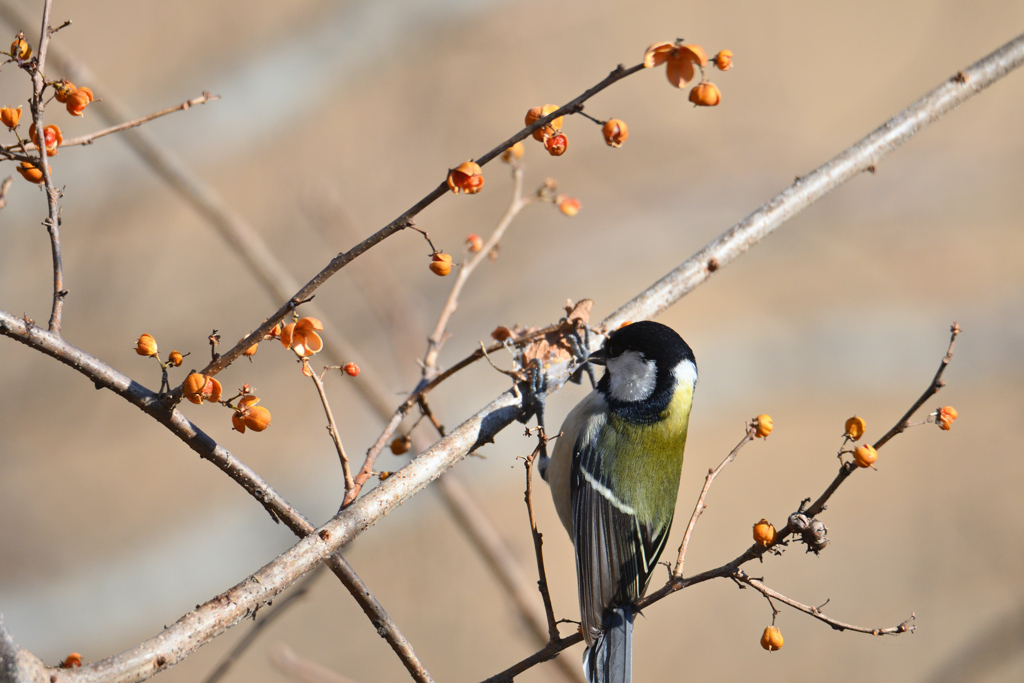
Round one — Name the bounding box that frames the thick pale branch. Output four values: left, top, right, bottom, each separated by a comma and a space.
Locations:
0, 312, 433, 683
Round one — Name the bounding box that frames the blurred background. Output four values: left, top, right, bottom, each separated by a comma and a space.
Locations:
1, 0, 1023, 681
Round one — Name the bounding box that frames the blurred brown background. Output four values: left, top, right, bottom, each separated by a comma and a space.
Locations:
1, 0, 1023, 681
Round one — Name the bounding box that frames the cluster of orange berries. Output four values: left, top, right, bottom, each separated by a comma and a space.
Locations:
643, 41, 732, 107
3, 34, 96, 184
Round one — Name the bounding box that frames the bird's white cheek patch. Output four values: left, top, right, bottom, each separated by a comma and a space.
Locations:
606, 350, 657, 402
673, 359, 698, 392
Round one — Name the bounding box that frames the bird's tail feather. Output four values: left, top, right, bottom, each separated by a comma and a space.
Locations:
584, 605, 633, 683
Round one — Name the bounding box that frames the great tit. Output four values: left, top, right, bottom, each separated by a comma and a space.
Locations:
540, 321, 697, 683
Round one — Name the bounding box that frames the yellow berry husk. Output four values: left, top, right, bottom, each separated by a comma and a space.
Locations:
602, 119, 629, 148
844, 416, 866, 440
54, 81, 76, 104
61, 653, 82, 669
135, 333, 158, 356
65, 87, 94, 117
390, 436, 411, 455
853, 444, 878, 468
231, 412, 247, 433
937, 406, 958, 430
168, 350, 183, 367
643, 41, 675, 68
753, 519, 776, 547
754, 414, 773, 438
279, 322, 296, 348
760, 626, 783, 651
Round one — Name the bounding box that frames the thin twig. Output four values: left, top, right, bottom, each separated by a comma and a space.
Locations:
734, 571, 916, 636
190, 63, 648, 385
269, 644, 363, 683
343, 322, 563, 507
0, 175, 12, 209
307, 361, 356, 494
421, 162, 534, 377
524, 438, 560, 641
202, 565, 326, 683
24, 0, 64, 333
9, 92, 220, 152
672, 425, 757, 578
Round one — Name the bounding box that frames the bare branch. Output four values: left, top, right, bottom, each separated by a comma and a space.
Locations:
202, 566, 325, 683
0, 176, 12, 209
524, 439, 560, 641
673, 425, 757, 578
307, 362, 356, 495
269, 644, 363, 683
734, 571, 916, 636
11, 92, 221, 151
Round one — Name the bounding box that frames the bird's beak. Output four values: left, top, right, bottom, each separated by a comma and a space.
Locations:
587, 347, 608, 366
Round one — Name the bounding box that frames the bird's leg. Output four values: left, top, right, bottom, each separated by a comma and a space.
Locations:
567, 325, 597, 388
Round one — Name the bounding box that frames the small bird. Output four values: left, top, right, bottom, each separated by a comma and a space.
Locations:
541, 320, 697, 683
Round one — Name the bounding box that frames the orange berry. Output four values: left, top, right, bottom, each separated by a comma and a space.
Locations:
667, 44, 708, 89
844, 416, 866, 440
343, 362, 360, 377
937, 405, 958, 430
753, 519, 776, 546
501, 141, 524, 162
525, 104, 563, 142
16, 160, 48, 184
0, 106, 21, 130
29, 123, 63, 156
61, 653, 82, 668
53, 80, 77, 104
545, 133, 568, 156
183, 373, 222, 405
446, 161, 484, 194
601, 119, 629, 148
557, 196, 581, 216
279, 322, 296, 348
10, 36, 31, 61
390, 436, 411, 455
714, 49, 733, 71
643, 41, 676, 68
168, 350, 184, 367
290, 317, 324, 357
689, 81, 722, 107
853, 444, 877, 468
754, 414, 773, 438
430, 252, 453, 276
65, 87, 94, 117
135, 333, 158, 356
760, 626, 783, 651
466, 233, 483, 253
242, 341, 258, 357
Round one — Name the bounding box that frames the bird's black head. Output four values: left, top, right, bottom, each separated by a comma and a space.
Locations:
591, 321, 697, 423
